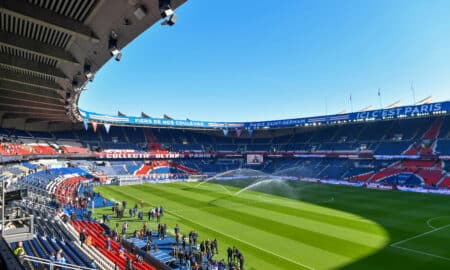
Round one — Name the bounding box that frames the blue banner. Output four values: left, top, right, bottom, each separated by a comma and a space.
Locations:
79, 101, 450, 129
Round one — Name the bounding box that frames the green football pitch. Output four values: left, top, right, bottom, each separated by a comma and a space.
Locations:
94, 181, 450, 270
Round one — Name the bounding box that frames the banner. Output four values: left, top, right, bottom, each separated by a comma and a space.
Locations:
79, 101, 450, 129
247, 128, 254, 137
236, 128, 243, 137
96, 152, 214, 159
92, 122, 98, 133
223, 129, 229, 136
104, 123, 111, 134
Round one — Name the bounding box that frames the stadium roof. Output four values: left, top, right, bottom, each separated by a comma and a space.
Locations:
0, 0, 186, 130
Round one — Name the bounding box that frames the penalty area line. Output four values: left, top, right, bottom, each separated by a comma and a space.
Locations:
389, 224, 450, 262
390, 245, 450, 262
166, 209, 316, 270
426, 216, 450, 230
390, 224, 450, 247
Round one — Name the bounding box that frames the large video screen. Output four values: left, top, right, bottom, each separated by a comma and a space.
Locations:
247, 154, 264, 165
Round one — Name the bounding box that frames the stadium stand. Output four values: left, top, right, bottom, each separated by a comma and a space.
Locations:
1, 115, 450, 190
2, 114, 450, 270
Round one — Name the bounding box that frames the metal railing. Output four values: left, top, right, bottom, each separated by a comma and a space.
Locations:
20, 255, 95, 270
1, 215, 34, 237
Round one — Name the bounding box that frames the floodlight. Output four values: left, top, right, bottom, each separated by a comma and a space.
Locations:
161, 8, 174, 18
159, 0, 173, 18
159, 0, 176, 26
108, 32, 122, 61
84, 64, 94, 81
161, 14, 177, 26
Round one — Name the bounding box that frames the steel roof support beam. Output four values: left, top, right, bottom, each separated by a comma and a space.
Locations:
0, 54, 68, 80
0, 30, 79, 65
0, 96, 64, 109
0, 0, 99, 43
0, 107, 65, 116
0, 69, 64, 92
0, 80, 64, 98
0, 91, 63, 105
25, 118, 68, 124
4, 115, 68, 121
0, 88, 62, 102
3, 112, 65, 118
0, 102, 64, 112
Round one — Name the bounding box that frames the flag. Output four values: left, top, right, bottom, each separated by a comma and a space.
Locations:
223, 129, 229, 136
247, 128, 254, 137
104, 123, 111, 134
83, 119, 88, 131
349, 94, 352, 101
378, 88, 381, 96
92, 122, 98, 133
236, 128, 243, 137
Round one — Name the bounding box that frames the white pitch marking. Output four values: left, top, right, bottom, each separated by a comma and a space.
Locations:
390, 224, 450, 247
391, 245, 450, 262
426, 216, 450, 230
389, 224, 450, 262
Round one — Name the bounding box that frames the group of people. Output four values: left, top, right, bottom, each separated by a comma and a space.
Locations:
96, 199, 246, 270
227, 247, 245, 270
147, 206, 164, 222
110, 200, 164, 224
169, 225, 245, 270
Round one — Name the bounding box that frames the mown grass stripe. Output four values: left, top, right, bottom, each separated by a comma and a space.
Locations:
182, 183, 384, 235
98, 185, 315, 269
112, 184, 356, 269
167, 208, 316, 270
207, 196, 386, 247
172, 183, 387, 246
143, 184, 379, 259
95, 182, 450, 270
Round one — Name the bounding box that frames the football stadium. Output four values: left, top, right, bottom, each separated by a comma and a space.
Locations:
0, 1, 450, 270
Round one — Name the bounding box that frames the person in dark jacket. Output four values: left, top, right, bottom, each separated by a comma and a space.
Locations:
213, 239, 218, 254
79, 229, 86, 247
227, 247, 233, 263
239, 254, 245, 270
125, 257, 133, 270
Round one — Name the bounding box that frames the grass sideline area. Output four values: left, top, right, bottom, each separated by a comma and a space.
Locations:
93, 181, 450, 270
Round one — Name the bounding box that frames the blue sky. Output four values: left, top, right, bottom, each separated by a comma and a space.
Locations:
79, 0, 450, 122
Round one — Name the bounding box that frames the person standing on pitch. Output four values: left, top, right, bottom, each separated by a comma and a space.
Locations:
227, 247, 233, 263
213, 239, 218, 254
239, 253, 245, 270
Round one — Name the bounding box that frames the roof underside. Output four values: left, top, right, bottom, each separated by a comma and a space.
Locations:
0, 0, 186, 131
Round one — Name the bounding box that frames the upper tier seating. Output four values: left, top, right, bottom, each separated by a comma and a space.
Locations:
374, 141, 412, 155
